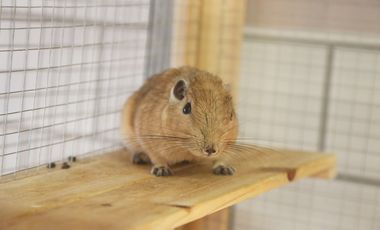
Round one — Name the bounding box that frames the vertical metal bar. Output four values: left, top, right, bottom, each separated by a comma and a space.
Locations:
106, 1, 120, 152
0, 0, 3, 174
15, 0, 32, 173
40, 0, 57, 166
362, 54, 379, 174
98, 1, 116, 154
144, 0, 174, 79
30, 0, 47, 171
160, 0, 173, 71
143, 0, 155, 79
52, 0, 68, 163
74, 1, 90, 157
132, 3, 143, 86
60, 0, 77, 161
96, 3, 107, 154
115, 0, 132, 150
91, 3, 105, 155
317, 46, 334, 151
1, 0, 16, 175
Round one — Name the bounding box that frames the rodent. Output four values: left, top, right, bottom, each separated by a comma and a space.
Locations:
121, 66, 238, 176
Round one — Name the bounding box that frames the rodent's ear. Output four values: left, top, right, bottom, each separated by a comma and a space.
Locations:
170, 79, 187, 102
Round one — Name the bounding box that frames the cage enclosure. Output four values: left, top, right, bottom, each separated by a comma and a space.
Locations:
0, 0, 379, 230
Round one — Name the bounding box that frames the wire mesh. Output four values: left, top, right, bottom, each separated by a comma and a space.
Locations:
328, 47, 380, 179
0, 0, 150, 175
234, 10, 380, 230
238, 36, 326, 151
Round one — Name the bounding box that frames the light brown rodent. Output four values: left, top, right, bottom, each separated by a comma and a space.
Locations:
121, 66, 238, 176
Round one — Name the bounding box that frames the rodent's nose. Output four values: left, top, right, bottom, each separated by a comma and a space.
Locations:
205, 146, 216, 156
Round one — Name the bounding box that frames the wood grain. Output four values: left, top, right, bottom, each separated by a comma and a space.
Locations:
0, 147, 336, 230
176, 209, 230, 230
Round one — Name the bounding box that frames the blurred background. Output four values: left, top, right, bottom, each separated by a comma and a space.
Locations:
0, 0, 379, 229
236, 1, 380, 230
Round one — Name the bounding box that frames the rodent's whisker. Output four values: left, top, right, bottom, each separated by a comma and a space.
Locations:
239, 144, 281, 155
227, 142, 277, 151
225, 139, 282, 152
139, 135, 191, 140
222, 148, 275, 167
227, 144, 279, 155
221, 127, 238, 139
126, 134, 192, 140
136, 127, 198, 139
226, 137, 275, 143
124, 140, 199, 154
219, 151, 251, 167
123, 138, 196, 147
122, 137, 199, 151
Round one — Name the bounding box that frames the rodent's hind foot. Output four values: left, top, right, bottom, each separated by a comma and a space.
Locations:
213, 165, 235, 176
151, 166, 173, 177
132, 152, 151, 165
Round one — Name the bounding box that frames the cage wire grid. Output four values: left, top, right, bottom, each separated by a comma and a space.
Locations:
234, 25, 380, 230
233, 23, 380, 230
0, 0, 244, 177
0, 0, 151, 176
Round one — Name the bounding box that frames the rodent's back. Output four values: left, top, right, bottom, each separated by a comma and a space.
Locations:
122, 68, 183, 144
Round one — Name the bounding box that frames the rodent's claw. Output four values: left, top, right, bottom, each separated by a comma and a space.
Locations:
213, 165, 235, 176
132, 152, 151, 165
151, 166, 173, 177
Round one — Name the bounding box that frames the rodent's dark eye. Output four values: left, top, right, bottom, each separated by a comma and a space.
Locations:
183, 102, 192, 115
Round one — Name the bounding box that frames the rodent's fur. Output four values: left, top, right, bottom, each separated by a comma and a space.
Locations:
121, 66, 238, 176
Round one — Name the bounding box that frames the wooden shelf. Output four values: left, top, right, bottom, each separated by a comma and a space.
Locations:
0, 147, 336, 230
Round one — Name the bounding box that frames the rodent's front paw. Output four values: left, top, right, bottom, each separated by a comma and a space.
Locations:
151, 166, 173, 177
213, 165, 235, 176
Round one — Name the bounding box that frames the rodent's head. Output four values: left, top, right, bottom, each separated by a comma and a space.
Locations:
165, 67, 238, 159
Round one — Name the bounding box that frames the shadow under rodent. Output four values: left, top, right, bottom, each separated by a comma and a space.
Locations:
121, 66, 238, 177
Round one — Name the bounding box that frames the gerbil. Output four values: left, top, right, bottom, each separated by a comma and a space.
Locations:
121, 66, 238, 176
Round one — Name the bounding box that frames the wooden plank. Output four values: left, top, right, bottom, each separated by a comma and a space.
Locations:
176, 209, 230, 230
312, 166, 337, 179
0, 147, 335, 230
172, 2, 247, 228
171, 0, 202, 68
196, 0, 246, 100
